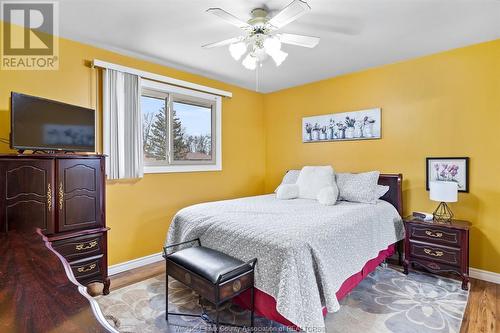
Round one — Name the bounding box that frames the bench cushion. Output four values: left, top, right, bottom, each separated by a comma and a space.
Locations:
167, 246, 252, 284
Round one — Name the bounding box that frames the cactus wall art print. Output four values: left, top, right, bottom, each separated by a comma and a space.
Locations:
302, 108, 381, 143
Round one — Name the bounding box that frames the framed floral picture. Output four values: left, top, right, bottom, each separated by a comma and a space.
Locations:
426, 157, 469, 193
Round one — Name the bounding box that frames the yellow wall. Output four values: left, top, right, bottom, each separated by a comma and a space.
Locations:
264, 39, 500, 273
0, 35, 266, 265
1, 21, 499, 274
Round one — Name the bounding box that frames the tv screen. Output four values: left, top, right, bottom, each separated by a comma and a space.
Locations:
11, 92, 95, 152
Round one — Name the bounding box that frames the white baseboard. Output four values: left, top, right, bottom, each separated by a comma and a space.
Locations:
108, 252, 163, 276
469, 267, 500, 285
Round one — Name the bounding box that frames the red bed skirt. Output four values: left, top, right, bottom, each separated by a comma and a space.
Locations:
234, 244, 396, 330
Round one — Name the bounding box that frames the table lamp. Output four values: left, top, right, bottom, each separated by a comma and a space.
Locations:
429, 181, 458, 222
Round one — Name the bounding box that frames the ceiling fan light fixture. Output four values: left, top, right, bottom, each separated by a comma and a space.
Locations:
204, 1, 318, 72
229, 41, 247, 60
242, 53, 258, 70
269, 49, 288, 66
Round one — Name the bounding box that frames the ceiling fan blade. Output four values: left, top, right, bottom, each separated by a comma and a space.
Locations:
277, 33, 319, 48
202, 37, 243, 49
206, 8, 251, 30
268, 0, 311, 30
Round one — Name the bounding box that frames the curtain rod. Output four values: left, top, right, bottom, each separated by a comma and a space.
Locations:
91, 59, 232, 98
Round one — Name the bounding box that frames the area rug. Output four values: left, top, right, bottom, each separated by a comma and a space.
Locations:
96, 267, 468, 333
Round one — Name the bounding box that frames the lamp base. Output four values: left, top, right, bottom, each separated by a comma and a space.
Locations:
433, 202, 454, 222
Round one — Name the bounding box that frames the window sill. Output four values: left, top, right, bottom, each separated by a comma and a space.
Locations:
144, 164, 222, 174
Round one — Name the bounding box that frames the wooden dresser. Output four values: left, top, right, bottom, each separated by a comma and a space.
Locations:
0, 154, 110, 294
403, 217, 470, 290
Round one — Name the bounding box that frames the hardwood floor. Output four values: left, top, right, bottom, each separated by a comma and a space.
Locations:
87, 261, 165, 296
96, 261, 498, 333
109, 262, 165, 290
460, 278, 499, 333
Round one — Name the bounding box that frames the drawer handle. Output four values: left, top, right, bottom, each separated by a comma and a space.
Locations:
47, 184, 52, 212
58, 182, 64, 210
425, 230, 443, 238
424, 248, 444, 257
77, 263, 96, 273
75, 240, 98, 251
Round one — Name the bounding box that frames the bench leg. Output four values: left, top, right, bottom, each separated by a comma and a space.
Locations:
215, 304, 220, 333
165, 261, 169, 321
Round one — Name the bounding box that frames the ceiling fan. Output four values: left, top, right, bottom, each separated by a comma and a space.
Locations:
202, 0, 320, 70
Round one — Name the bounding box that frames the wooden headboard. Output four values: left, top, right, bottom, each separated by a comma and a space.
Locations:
378, 173, 403, 216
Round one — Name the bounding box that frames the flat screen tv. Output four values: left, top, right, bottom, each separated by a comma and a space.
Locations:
11, 92, 95, 152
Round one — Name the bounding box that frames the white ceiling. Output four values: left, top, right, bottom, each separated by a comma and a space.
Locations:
58, 0, 500, 93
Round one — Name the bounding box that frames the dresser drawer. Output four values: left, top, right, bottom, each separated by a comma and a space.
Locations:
409, 242, 461, 266
70, 255, 104, 282
411, 258, 460, 273
408, 224, 461, 246
52, 232, 104, 261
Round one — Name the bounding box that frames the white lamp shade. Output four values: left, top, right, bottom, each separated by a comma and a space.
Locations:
429, 181, 458, 203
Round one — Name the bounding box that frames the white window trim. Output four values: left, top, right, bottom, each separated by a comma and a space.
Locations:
141, 79, 222, 174
93, 59, 232, 98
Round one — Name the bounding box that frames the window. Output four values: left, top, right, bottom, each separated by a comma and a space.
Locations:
141, 79, 221, 173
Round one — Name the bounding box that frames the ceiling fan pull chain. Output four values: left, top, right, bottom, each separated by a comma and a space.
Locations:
260, 63, 263, 92
256, 62, 260, 92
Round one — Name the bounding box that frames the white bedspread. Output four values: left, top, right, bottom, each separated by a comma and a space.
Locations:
166, 194, 403, 330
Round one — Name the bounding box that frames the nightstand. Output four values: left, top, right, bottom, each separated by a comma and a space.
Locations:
403, 216, 470, 290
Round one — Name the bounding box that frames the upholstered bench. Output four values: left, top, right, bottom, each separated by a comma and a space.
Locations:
163, 239, 257, 332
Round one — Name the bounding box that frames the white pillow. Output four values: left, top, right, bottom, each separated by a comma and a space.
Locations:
296, 166, 334, 199
274, 170, 300, 193
336, 171, 380, 203
276, 184, 299, 200
317, 186, 338, 206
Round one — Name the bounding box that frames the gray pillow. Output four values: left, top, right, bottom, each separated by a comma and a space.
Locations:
375, 185, 390, 199
336, 171, 381, 203
274, 170, 300, 193
276, 184, 299, 200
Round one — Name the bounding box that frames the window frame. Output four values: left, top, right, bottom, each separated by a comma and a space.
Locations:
169, 94, 216, 166
141, 79, 222, 174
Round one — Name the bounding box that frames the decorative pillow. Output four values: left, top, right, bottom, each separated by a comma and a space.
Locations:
276, 184, 299, 200
317, 186, 338, 206
336, 171, 380, 203
296, 166, 334, 199
274, 170, 300, 193
375, 185, 389, 199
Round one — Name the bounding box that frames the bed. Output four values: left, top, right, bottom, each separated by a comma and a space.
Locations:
165, 174, 404, 330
